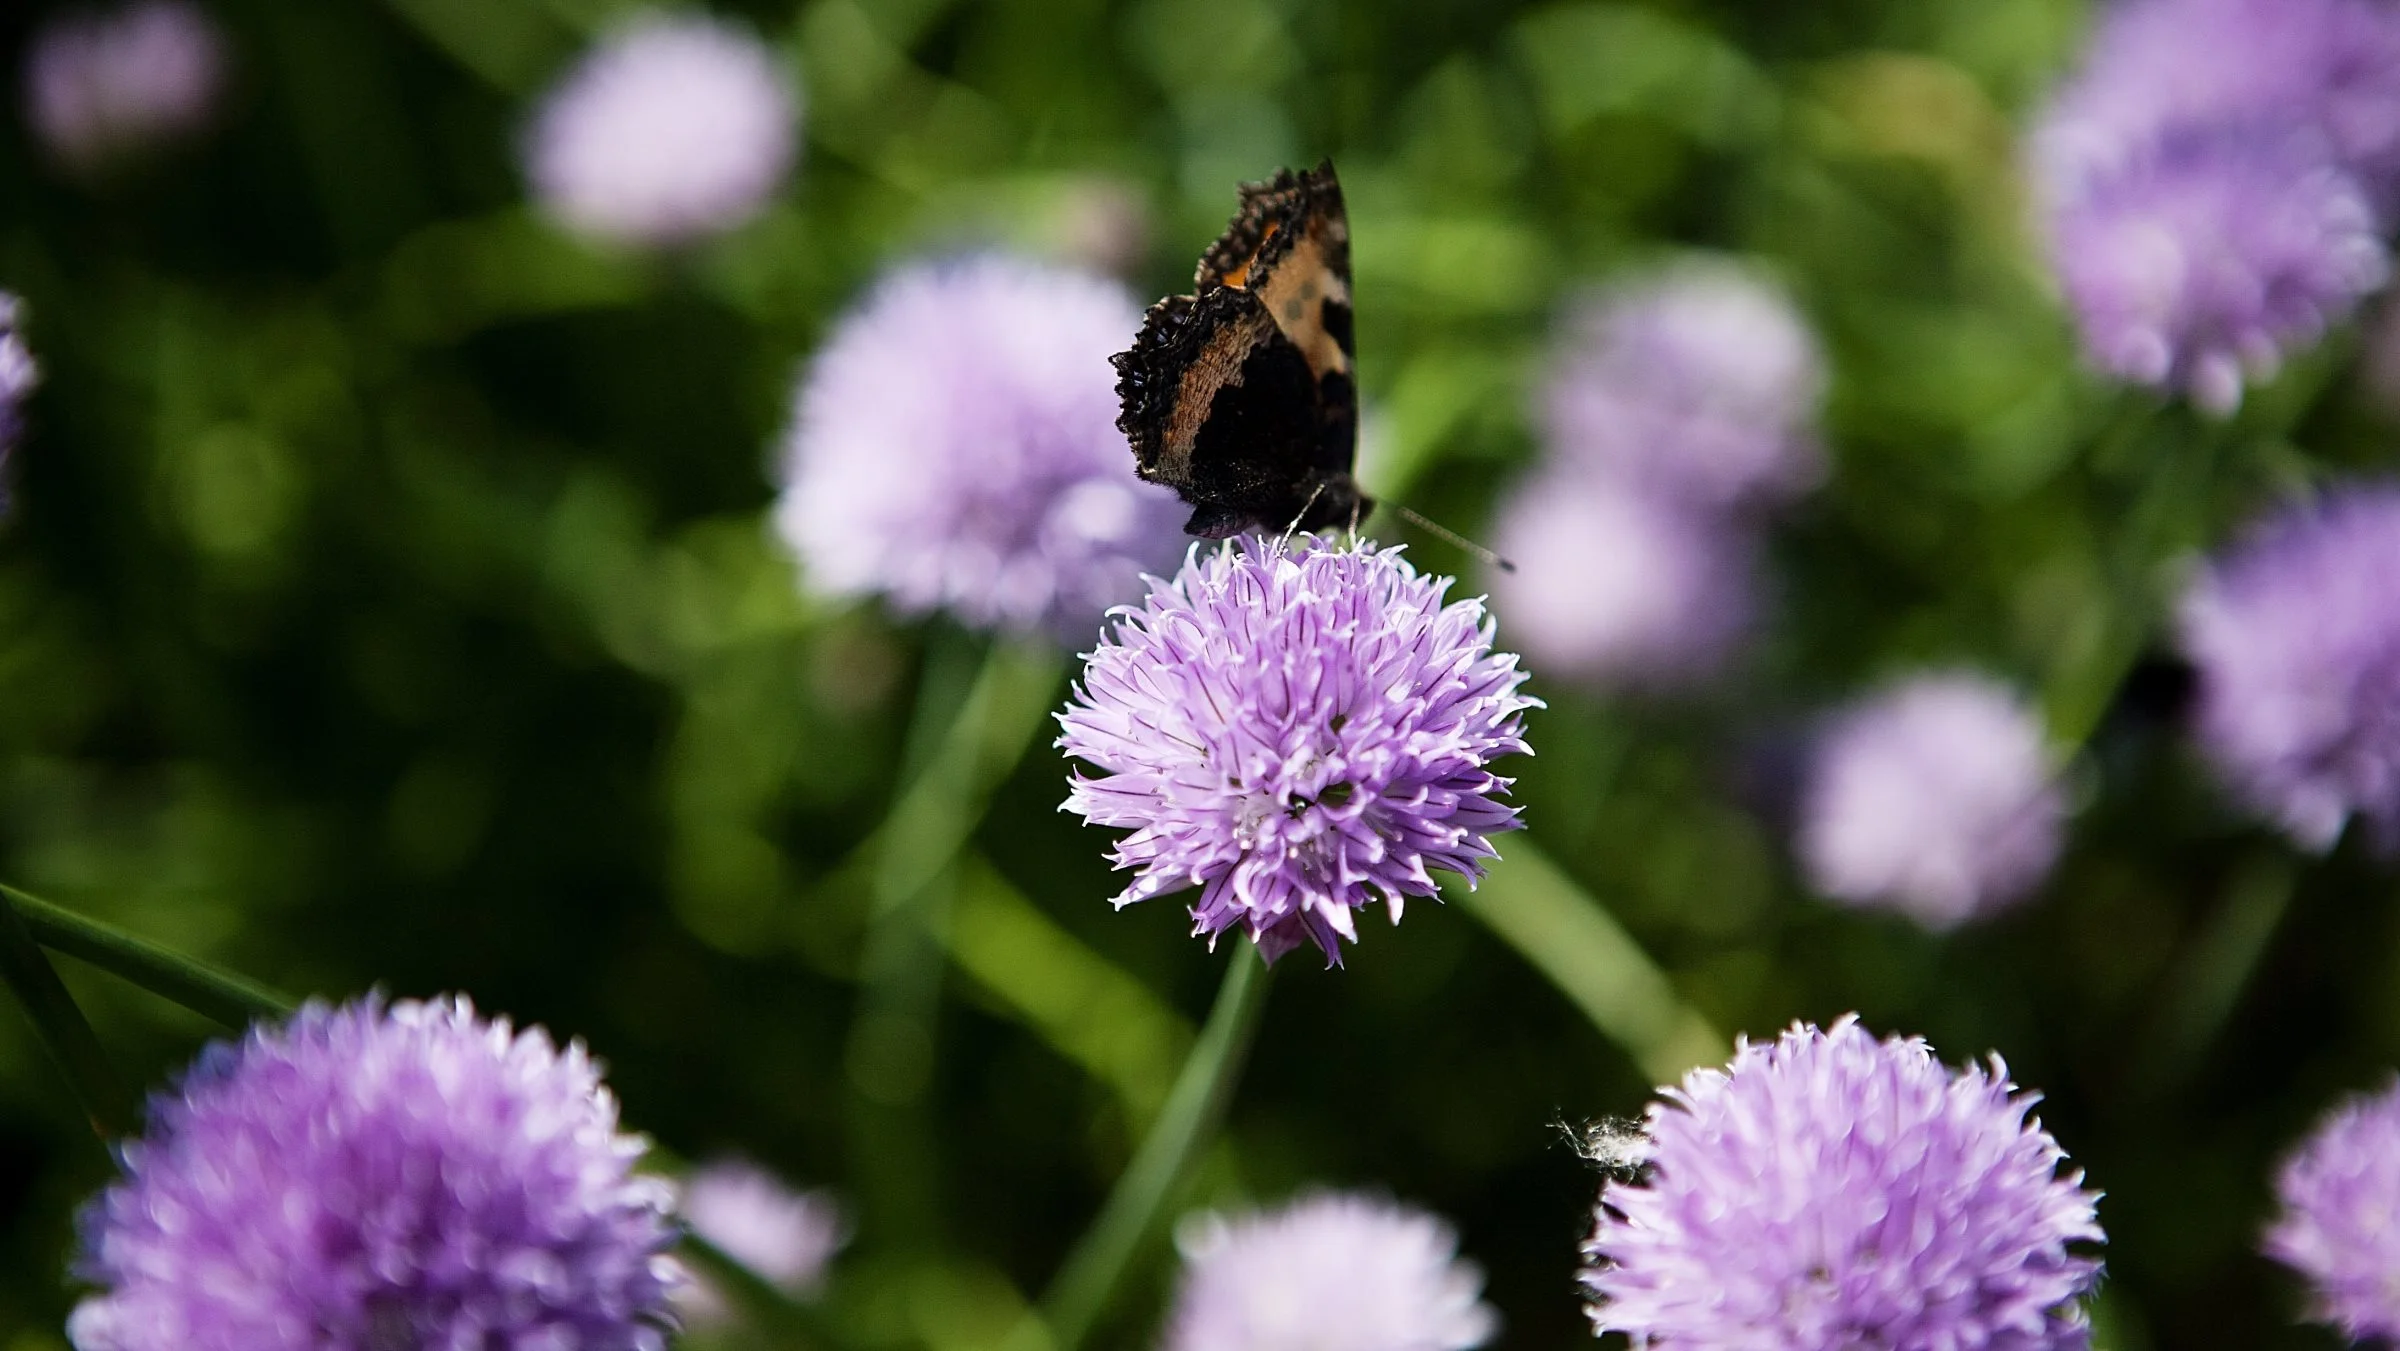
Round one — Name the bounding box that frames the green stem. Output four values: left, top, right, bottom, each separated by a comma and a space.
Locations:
842, 637, 1065, 1243
3, 884, 296, 1027
0, 886, 133, 1140
1039, 946, 1271, 1351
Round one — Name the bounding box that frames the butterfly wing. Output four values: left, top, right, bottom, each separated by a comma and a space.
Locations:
1112, 160, 1367, 538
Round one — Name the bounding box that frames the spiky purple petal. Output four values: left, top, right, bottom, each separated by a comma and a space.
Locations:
1059, 537, 1536, 964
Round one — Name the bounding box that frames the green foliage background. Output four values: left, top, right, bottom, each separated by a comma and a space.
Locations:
1, 0, 2396, 1347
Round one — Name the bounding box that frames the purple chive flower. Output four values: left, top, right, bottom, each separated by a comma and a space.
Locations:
777, 255, 1186, 642
2179, 486, 2400, 851
674, 1159, 846, 1326
1483, 469, 1756, 689
1796, 673, 2067, 929
68, 995, 680, 1351
2264, 1078, 2400, 1342
1163, 1192, 1497, 1351
526, 13, 799, 247
1584, 1016, 2105, 1350
2037, 137, 2387, 413
1538, 261, 1826, 508
0, 296, 36, 501
1058, 537, 1536, 965
23, 1, 227, 174
2035, 0, 2400, 197
2028, 0, 2400, 411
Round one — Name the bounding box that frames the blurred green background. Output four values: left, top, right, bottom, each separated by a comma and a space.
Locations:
3, 0, 2398, 1347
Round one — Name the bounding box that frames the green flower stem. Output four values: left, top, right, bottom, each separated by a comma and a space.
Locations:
2134, 852, 2297, 1099
866, 637, 1065, 906
3, 884, 296, 1028
1039, 945, 1271, 1351
679, 1231, 848, 1350
843, 636, 1064, 1245
1444, 837, 1726, 1086
0, 886, 133, 1140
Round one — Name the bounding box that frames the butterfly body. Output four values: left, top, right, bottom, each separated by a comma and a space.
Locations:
1112, 161, 1369, 539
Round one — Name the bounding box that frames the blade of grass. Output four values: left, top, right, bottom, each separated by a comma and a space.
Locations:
1443, 837, 1725, 1085
3, 884, 295, 1028
1038, 945, 1271, 1351
0, 886, 132, 1140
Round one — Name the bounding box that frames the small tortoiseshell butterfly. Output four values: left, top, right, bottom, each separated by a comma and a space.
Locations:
1111, 160, 1369, 539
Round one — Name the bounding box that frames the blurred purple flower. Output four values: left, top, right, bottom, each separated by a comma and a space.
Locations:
2264, 1077, 2400, 1342
2179, 485, 2400, 850
1483, 469, 1756, 689
23, 1, 226, 174
0, 296, 37, 509
526, 12, 799, 247
2029, 0, 2400, 411
1539, 260, 1825, 510
674, 1158, 845, 1327
1585, 1016, 2105, 1350
2034, 0, 2400, 200
1163, 1192, 1497, 1351
776, 255, 1186, 641
69, 995, 680, 1351
1059, 537, 1535, 965
1796, 673, 2066, 929
2037, 136, 2387, 413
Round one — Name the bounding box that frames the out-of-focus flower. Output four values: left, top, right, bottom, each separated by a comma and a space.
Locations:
2264, 1077, 2400, 1342
1796, 673, 2067, 929
23, 1, 227, 174
69, 995, 680, 1351
1538, 261, 1825, 509
2033, 0, 2400, 198
1483, 469, 1756, 689
674, 1158, 845, 1326
2037, 136, 2387, 413
2180, 486, 2400, 850
1059, 537, 1536, 965
1163, 1192, 1497, 1351
526, 12, 799, 247
775, 255, 1185, 641
0, 296, 37, 503
1584, 1016, 2104, 1350
2028, 0, 2400, 411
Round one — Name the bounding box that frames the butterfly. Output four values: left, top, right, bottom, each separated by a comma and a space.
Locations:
1111, 160, 1370, 540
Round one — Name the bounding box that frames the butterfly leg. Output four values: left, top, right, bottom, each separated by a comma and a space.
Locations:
1275, 480, 1330, 557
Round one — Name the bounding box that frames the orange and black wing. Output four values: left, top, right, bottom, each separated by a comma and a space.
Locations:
1112, 160, 1366, 539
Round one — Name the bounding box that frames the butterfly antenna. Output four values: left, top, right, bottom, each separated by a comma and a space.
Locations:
1276, 481, 1331, 557
1390, 503, 1516, 573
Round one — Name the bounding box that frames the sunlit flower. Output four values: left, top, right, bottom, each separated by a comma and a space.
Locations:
1538, 261, 1825, 508
674, 1158, 845, 1326
2264, 1077, 2400, 1342
1796, 672, 2066, 928
776, 255, 1186, 641
1164, 1192, 1497, 1351
23, 1, 226, 173
1059, 537, 1536, 965
1483, 470, 1756, 689
1585, 1016, 2104, 1350
69, 995, 680, 1351
2180, 485, 2400, 850
526, 12, 799, 246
